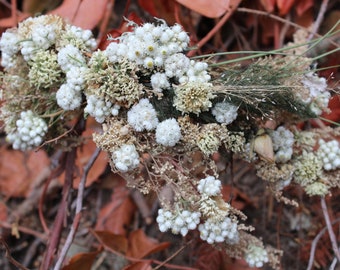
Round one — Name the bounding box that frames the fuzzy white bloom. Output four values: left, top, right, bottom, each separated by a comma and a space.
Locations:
20, 40, 39, 62
211, 102, 238, 124
84, 95, 118, 123
198, 216, 239, 244
66, 25, 97, 50
112, 144, 140, 172
270, 126, 295, 163
0, 30, 20, 55
56, 83, 83, 110
179, 60, 211, 84
65, 66, 87, 92
7, 110, 48, 150
244, 245, 269, 268
155, 118, 181, 147
150, 72, 170, 92
197, 176, 222, 196
301, 72, 330, 115
301, 72, 327, 100
156, 208, 201, 236
31, 24, 58, 50
317, 139, 340, 171
0, 30, 20, 67
57, 44, 86, 72
309, 91, 331, 116
164, 53, 190, 78
127, 98, 159, 131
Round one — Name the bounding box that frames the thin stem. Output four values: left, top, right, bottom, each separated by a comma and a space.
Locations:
306, 217, 340, 270
307, 0, 329, 41
320, 197, 340, 262
53, 148, 101, 270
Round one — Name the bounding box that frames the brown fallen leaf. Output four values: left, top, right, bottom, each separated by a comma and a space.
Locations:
176, 0, 230, 18
126, 229, 170, 259
0, 146, 50, 198
49, 0, 109, 29
62, 248, 102, 270
92, 230, 128, 254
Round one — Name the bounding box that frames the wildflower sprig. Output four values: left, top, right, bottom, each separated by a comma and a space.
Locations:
1, 15, 339, 269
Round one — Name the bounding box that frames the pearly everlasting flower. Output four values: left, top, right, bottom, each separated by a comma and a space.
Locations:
156, 208, 201, 237
198, 216, 239, 244
84, 95, 118, 123
317, 139, 340, 171
155, 118, 181, 147
197, 176, 222, 196
0, 30, 20, 68
56, 83, 83, 110
301, 72, 330, 116
112, 144, 140, 172
150, 72, 170, 92
269, 126, 294, 163
65, 66, 87, 92
57, 44, 86, 72
211, 101, 238, 124
6, 110, 48, 150
31, 23, 59, 50
245, 245, 269, 268
127, 98, 159, 131
179, 60, 211, 84
174, 82, 215, 115
164, 53, 190, 78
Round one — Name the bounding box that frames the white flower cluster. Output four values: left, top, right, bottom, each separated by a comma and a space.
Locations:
0, 15, 96, 69
317, 139, 340, 171
112, 144, 140, 172
155, 118, 181, 146
56, 83, 83, 111
84, 95, 120, 123
0, 30, 20, 68
6, 110, 48, 150
211, 101, 238, 124
197, 176, 222, 196
269, 126, 294, 163
127, 98, 159, 131
198, 216, 239, 244
104, 20, 210, 93
301, 72, 330, 115
57, 44, 87, 72
156, 208, 201, 236
244, 245, 269, 268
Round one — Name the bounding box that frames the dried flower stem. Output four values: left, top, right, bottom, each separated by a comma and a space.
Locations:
320, 197, 340, 262
307, 217, 340, 270
307, 0, 329, 41
53, 147, 101, 270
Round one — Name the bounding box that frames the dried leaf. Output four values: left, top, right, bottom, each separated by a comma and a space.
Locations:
259, 0, 276, 12
276, 0, 296, 16
62, 249, 102, 270
0, 13, 30, 28
296, 0, 314, 17
127, 229, 170, 259
49, 0, 109, 29
0, 147, 50, 198
92, 230, 128, 254
176, 0, 230, 18
95, 177, 136, 235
